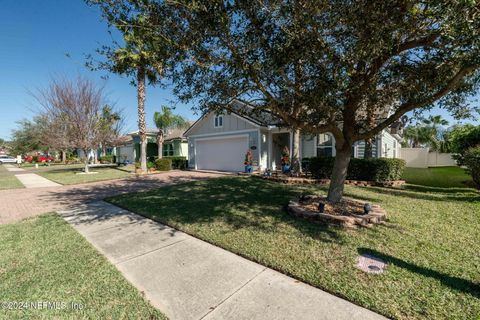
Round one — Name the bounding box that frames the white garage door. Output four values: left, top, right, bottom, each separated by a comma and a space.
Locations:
196, 136, 248, 172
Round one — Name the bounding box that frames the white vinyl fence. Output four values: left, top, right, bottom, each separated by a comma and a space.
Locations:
399, 148, 457, 168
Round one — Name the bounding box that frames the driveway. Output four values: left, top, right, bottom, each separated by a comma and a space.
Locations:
0, 170, 223, 224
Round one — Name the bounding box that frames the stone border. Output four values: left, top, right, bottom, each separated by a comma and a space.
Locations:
287, 196, 387, 228
261, 175, 405, 187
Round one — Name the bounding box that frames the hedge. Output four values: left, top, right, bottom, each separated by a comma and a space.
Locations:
99, 155, 114, 163
163, 156, 187, 170
155, 158, 172, 171
304, 157, 406, 182
463, 147, 480, 188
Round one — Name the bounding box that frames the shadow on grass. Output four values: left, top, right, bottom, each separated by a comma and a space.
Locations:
354, 185, 480, 203
107, 177, 345, 244
358, 248, 480, 298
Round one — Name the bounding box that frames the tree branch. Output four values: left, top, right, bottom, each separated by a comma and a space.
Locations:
355, 65, 477, 141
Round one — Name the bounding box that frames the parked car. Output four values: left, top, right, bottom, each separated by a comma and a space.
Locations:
38, 155, 55, 162
0, 155, 18, 164
23, 154, 55, 163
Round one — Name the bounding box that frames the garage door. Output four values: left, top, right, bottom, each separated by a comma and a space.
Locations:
196, 136, 248, 172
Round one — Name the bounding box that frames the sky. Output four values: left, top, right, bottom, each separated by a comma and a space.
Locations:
0, 0, 478, 140
0, 0, 199, 140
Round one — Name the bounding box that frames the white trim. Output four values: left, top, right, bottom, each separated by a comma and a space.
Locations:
187, 128, 258, 139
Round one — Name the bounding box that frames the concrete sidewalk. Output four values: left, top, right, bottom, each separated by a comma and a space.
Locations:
59, 201, 386, 320
15, 173, 61, 188
3, 164, 25, 172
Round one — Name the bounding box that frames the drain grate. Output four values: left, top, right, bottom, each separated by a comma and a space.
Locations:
356, 254, 387, 274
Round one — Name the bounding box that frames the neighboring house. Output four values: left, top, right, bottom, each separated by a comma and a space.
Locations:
127, 128, 189, 162
184, 100, 403, 172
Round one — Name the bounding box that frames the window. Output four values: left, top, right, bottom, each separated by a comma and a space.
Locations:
214, 115, 223, 128
317, 133, 334, 157
163, 144, 174, 156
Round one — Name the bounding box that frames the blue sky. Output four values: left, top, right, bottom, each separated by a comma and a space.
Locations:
0, 0, 478, 140
0, 0, 199, 140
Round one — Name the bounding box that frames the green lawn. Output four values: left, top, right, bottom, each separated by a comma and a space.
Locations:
31, 165, 134, 185
403, 166, 472, 188
0, 214, 166, 319
108, 176, 480, 320
0, 165, 24, 190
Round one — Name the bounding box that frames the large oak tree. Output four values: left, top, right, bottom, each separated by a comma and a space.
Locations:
94, 0, 480, 202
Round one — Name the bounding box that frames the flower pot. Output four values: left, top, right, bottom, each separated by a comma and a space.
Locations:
281, 164, 290, 174
245, 165, 253, 173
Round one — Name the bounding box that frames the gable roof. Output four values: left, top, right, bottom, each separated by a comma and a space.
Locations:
183, 100, 284, 136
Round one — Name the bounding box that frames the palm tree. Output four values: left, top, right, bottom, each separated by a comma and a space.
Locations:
87, 14, 165, 173
153, 106, 189, 159
422, 115, 449, 151
403, 115, 450, 150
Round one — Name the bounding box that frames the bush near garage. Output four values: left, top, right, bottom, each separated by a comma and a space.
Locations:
304, 157, 406, 182
163, 156, 187, 170
155, 158, 172, 171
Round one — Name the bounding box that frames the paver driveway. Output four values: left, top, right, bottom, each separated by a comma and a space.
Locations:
0, 170, 222, 224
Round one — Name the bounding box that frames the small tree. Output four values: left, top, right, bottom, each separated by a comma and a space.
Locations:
153, 106, 189, 159
98, 105, 124, 157
34, 77, 114, 173
10, 117, 46, 156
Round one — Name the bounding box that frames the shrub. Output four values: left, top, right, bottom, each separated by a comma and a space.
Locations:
163, 156, 187, 170
147, 161, 156, 170
448, 125, 480, 165
99, 155, 114, 163
306, 157, 335, 179
32, 155, 39, 163
305, 157, 405, 182
463, 147, 480, 188
155, 158, 172, 171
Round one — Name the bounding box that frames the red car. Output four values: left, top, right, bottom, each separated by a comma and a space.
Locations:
24, 154, 55, 163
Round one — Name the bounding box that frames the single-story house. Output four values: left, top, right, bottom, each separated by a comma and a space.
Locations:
184, 100, 403, 172
116, 128, 189, 163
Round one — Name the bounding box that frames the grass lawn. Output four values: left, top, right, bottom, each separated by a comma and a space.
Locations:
403, 166, 472, 188
31, 165, 134, 185
108, 175, 480, 320
0, 165, 24, 190
0, 214, 166, 319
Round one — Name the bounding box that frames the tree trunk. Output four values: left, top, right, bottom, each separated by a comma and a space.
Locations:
364, 138, 373, 159
61, 150, 66, 163
157, 131, 164, 159
291, 128, 302, 175
137, 66, 147, 173
83, 149, 90, 173
327, 143, 352, 203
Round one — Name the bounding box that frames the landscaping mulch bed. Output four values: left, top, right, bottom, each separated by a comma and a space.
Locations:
287, 195, 387, 228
